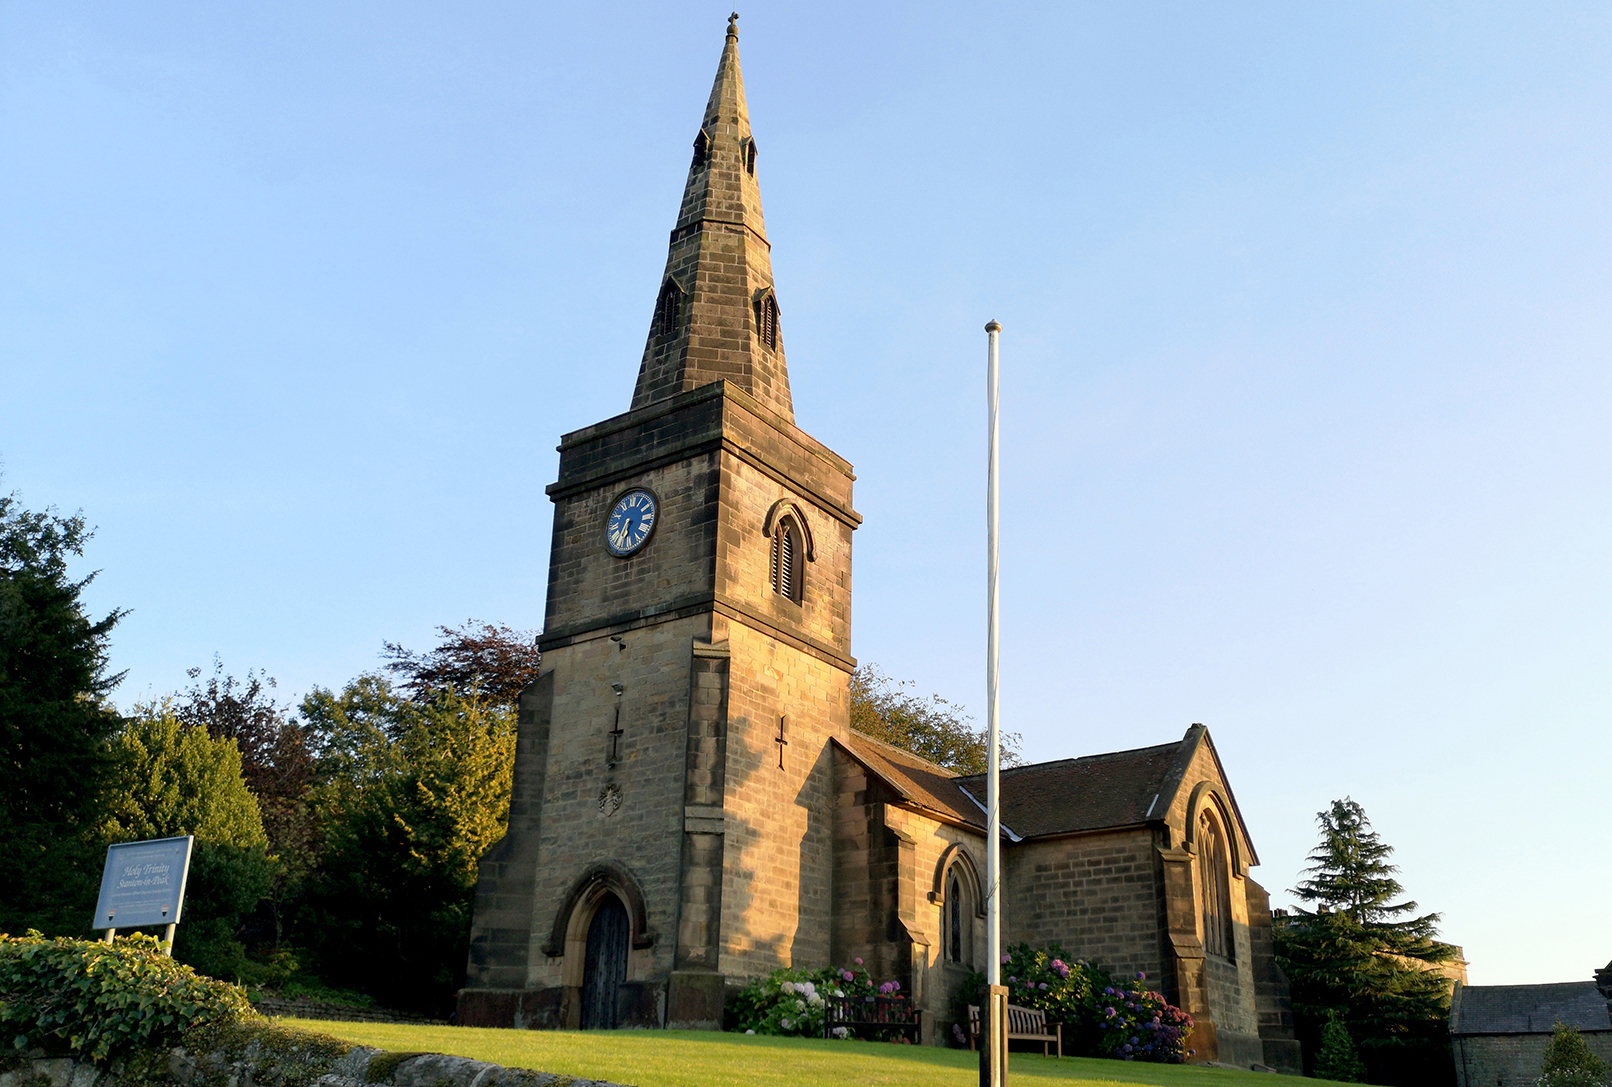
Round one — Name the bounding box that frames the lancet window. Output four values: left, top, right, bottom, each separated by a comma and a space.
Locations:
769, 515, 802, 603
744, 137, 758, 176
1198, 808, 1235, 960
754, 292, 778, 351
655, 278, 683, 337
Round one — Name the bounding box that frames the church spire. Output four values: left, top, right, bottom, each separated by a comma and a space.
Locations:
631, 14, 793, 420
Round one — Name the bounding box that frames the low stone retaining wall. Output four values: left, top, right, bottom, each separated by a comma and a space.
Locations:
0, 1021, 629, 1087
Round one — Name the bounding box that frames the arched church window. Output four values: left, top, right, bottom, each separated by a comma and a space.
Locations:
744, 137, 758, 176
1198, 808, 1235, 960
769, 515, 802, 603
691, 129, 710, 171
948, 872, 965, 963
655, 278, 683, 337
754, 292, 778, 351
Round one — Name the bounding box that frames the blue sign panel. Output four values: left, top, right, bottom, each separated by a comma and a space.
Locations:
91, 836, 194, 931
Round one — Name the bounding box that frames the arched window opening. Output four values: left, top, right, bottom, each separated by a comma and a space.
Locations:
655, 279, 682, 338
769, 515, 802, 603
744, 137, 758, 176
948, 872, 965, 963
754, 293, 778, 351
691, 130, 710, 171
580, 893, 629, 1029
1198, 809, 1235, 960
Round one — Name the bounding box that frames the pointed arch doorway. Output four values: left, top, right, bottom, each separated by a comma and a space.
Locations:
580, 893, 629, 1029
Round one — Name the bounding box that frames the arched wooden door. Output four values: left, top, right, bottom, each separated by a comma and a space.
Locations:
580, 894, 629, 1029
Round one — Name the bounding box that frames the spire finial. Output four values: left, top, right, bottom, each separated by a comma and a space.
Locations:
727, 12, 739, 40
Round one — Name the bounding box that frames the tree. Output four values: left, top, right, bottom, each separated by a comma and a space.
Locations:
1539, 1021, 1609, 1087
1275, 798, 1458, 1085
103, 708, 274, 978
0, 491, 126, 934
1314, 1013, 1368, 1083
173, 658, 313, 857
296, 675, 515, 1014
849, 664, 1021, 774
382, 620, 540, 708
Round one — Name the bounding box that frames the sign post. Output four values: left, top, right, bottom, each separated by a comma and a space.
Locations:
92, 836, 194, 956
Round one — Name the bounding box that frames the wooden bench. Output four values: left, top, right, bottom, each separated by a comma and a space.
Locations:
823, 995, 922, 1042
968, 1002, 1063, 1057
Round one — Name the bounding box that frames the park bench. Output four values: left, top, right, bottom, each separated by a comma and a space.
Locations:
823, 995, 922, 1043
968, 1002, 1063, 1057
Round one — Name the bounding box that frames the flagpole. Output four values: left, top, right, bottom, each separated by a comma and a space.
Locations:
983, 319, 1007, 1087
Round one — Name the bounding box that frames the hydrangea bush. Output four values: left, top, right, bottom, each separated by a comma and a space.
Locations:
728, 961, 890, 1038
1092, 972, 1194, 1063
951, 942, 1193, 1064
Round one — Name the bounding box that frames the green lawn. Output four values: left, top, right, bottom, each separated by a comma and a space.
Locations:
281, 1018, 1325, 1087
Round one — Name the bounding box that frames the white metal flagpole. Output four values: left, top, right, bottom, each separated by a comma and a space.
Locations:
983, 319, 1007, 1086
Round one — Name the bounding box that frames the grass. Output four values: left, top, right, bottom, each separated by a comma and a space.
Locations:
281, 1018, 1326, 1087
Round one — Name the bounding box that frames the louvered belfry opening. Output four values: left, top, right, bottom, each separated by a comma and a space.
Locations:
655, 279, 682, 337
770, 517, 800, 602
755, 293, 778, 352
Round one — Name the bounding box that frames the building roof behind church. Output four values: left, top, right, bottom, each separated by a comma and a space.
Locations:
1451, 981, 1612, 1035
954, 738, 1192, 839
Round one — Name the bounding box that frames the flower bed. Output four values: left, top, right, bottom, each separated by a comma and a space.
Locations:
727, 959, 909, 1039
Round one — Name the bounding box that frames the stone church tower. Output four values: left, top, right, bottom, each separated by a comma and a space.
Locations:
459, 16, 861, 1031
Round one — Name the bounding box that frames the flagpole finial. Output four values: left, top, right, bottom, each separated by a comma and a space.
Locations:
985, 319, 1001, 332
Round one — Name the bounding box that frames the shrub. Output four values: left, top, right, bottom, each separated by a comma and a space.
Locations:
954, 943, 1192, 1064
1313, 1012, 1367, 1082
1090, 971, 1193, 1063
0, 931, 253, 1062
1539, 1020, 1609, 1087
728, 962, 887, 1038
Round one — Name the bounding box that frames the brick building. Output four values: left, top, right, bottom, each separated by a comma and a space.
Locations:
456, 17, 1298, 1071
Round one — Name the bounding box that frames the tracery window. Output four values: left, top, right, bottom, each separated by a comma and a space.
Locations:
754, 292, 778, 351
1198, 808, 1235, 960
769, 515, 802, 603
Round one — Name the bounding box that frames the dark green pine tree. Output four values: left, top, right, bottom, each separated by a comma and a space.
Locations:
1274, 798, 1459, 1086
1314, 1013, 1368, 1083
0, 491, 126, 934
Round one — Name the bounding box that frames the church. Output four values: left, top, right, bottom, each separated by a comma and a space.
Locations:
457, 18, 1300, 1072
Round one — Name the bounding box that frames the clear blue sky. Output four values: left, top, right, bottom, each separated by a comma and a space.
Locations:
5, 3, 1608, 987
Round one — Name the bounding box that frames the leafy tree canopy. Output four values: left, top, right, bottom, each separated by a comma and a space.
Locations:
102, 708, 274, 978
297, 674, 516, 1014
381, 619, 540, 708
0, 489, 126, 933
1539, 1021, 1609, 1087
849, 664, 1021, 775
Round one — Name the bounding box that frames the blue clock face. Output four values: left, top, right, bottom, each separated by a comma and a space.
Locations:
605, 489, 658, 557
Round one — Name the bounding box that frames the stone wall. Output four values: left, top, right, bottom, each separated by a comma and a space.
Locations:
1453, 1031, 1612, 1087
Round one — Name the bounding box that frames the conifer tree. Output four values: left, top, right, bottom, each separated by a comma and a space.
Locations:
0, 491, 125, 934
1539, 1021, 1608, 1087
1315, 1013, 1368, 1083
1275, 798, 1458, 1085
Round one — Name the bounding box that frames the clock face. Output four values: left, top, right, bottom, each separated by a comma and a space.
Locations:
605, 489, 658, 557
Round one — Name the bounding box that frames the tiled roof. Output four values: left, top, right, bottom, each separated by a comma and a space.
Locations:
1452, 981, 1612, 1035
840, 729, 1203, 841
954, 739, 1191, 839
837, 733, 984, 828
